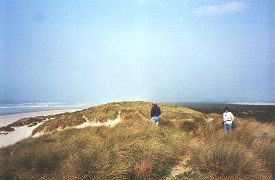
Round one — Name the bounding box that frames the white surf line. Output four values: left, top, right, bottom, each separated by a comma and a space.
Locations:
0, 108, 84, 127
32, 111, 122, 138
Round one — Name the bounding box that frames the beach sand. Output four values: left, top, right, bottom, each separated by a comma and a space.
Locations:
0, 108, 85, 147
0, 108, 84, 127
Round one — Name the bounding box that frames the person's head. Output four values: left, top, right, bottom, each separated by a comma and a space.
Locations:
152, 102, 157, 106
224, 107, 230, 112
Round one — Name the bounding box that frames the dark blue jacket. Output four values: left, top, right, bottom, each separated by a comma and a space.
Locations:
151, 105, 161, 117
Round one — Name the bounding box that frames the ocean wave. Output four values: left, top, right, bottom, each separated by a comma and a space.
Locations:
0, 102, 94, 116
0, 102, 92, 109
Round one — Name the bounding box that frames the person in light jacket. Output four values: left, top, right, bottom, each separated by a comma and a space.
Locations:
223, 107, 234, 132
150, 102, 161, 126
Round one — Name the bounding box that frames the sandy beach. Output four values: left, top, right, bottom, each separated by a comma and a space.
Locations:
0, 108, 85, 147
0, 108, 84, 127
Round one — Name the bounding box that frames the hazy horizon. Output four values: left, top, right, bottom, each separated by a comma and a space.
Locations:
1, 99, 275, 105
1, 0, 274, 103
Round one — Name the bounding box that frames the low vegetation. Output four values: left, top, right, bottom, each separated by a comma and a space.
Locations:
0, 120, 188, 179
177, 117, 274, 179
0, 101, 274, 179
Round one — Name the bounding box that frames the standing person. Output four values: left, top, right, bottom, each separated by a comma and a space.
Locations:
150, 102, 161, 126
223, 107, 234, 132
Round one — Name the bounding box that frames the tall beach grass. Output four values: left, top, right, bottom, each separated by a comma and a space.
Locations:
0, 120, 189, 179
185, 118, 274, 179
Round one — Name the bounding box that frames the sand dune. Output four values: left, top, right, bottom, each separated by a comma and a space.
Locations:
0, 108, 84, 147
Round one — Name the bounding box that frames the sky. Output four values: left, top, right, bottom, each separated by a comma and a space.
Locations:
0, 0, 274, 104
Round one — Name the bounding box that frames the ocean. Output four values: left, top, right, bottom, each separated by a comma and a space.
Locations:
0, 101, 94, 116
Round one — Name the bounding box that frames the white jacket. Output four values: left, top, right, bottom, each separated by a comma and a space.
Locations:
223, 112, 234, 125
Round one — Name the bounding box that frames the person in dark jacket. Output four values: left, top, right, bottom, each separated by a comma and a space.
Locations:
150, 102, 161, 126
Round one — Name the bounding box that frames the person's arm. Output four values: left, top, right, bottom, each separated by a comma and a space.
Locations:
159, 107, 161, 116
151, 107, 155, 117
230, 112, 234, 121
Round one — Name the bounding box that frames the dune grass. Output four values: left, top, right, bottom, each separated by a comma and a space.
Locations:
0, 119, 189, 179
0, 101, 274, 179
32, 101, 202, 135
181, 118, 274, 179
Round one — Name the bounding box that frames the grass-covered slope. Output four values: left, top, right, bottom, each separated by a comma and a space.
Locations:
184, 118, 274, 179
0, 101, 274, 179
0, 101, 200, 179
1, 121, 189, 179
32, 101, 202, 136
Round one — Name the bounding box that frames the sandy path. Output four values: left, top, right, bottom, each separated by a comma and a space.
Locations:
136, 110, 147, 121
167, 138, 201, 179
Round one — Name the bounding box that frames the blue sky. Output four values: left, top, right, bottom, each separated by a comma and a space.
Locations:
0, 0, 274, 103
